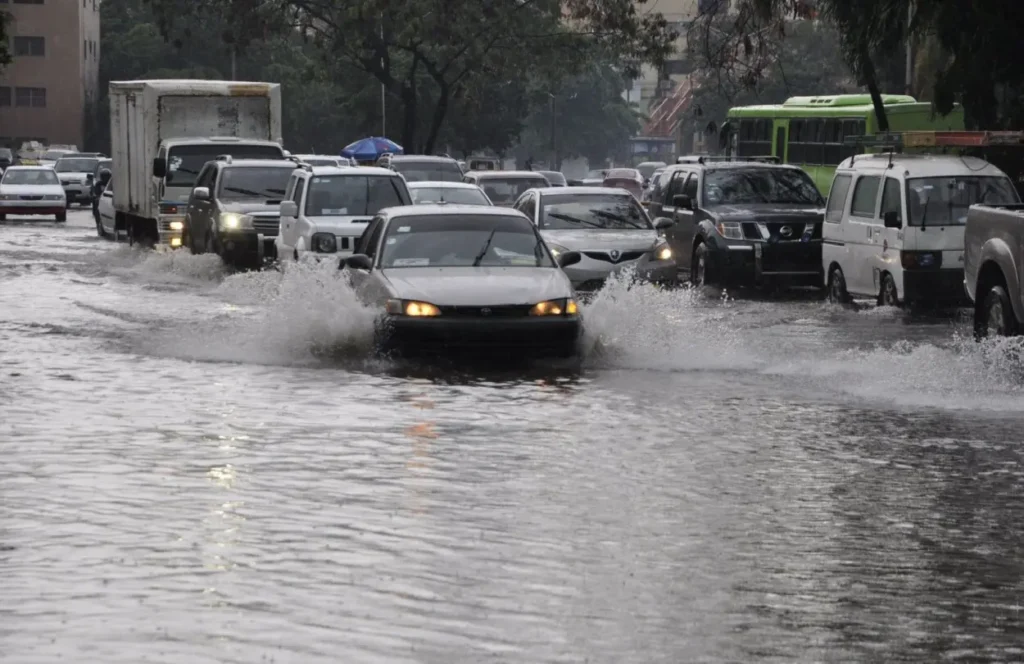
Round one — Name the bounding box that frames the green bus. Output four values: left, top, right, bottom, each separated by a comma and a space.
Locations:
723, 94, 965, 193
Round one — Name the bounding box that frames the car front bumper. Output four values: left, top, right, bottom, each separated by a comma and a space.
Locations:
0, 200, 64, 215
707, 238, 823, 286
903, 268, 968, 306
377, 315, 582, 358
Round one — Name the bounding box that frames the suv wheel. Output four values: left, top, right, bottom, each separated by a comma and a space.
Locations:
691, 243, 710, 286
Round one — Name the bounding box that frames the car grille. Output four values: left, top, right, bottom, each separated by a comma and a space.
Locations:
250, 215, 279, 236
436, 304, 533, 318
582, 250, 645, 264
19, 195, 43, 201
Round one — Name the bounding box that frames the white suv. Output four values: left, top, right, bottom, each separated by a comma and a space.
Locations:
276, 165, 413, 261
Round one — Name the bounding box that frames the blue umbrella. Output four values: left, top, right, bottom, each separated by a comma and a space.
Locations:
341, 136, 404, 161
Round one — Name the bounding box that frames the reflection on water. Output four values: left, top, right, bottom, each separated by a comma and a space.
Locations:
2, 212, 1024, 662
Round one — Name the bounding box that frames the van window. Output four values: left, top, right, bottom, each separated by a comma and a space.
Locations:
880, 177, 903, 223
850, 175, 881, 218
682, 173, 698, 199
906, 176, 1020, 226
825, 174, 852, 223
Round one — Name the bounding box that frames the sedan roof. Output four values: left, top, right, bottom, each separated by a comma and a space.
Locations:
382, 204, 529, 220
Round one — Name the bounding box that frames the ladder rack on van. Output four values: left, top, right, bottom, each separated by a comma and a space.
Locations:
845, 131, 1024, 151
676, 155, 780, 164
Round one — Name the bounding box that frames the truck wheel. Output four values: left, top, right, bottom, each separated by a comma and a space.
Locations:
977, 285, 1017, 338
879, 273, 899, 307
827, 266, 851, 305
691, 243, 711, 286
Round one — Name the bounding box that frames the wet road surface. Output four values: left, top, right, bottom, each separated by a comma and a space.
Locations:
2, 210, 1024, 662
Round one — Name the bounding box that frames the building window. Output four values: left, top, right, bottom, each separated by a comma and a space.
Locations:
15, 87, 46, 108
0, 87, 10, 106
14, 37, 45, 57
13, 0, 46, 4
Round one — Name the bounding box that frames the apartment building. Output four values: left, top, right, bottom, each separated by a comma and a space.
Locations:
0, 0, 101, 150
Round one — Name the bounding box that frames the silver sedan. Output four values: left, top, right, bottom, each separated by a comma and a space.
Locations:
511, 186, 677, 291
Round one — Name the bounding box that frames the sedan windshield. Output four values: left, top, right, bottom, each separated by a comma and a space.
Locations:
380, 215, 554, 268
477, 177, 548, 205
43, 150, 71, 161
305, 175, 409, 216
409, 186, 490, 206
907, 176, 1020, 226
218, 167, 293, 202
2, 169, 59, 185
55, 158, 99, 173
540, 193, 652, 230
166, 144, 284, 187
704, 168, 824, 206
391, 160, 463, 182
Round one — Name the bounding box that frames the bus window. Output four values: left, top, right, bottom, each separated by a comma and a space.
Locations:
738, 118, 772, 157
823, 119, 842, 164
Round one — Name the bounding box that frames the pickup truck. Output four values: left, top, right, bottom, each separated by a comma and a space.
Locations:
963, 203, 1024, 337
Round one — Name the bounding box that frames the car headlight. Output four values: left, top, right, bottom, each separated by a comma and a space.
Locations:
169, 220, 184, 231
0, 194, 16, 200
45, 194, 64, 201
218, 212, 253, 230
654, 241, 672, 261
311, 232, 338, 253
530, 298, 579, 316
386, 299, 441, 317
715, 221, 743, 240
547, 243, 570, 257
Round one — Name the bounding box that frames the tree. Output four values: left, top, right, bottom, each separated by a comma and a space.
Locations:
145, 0, 678, 154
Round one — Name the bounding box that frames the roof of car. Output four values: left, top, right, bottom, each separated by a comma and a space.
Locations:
467, 170, 548, 179
293, 154, 340, 159
382, 204, 529, 220
536, 186, 631, 196
218, 159, 297, 169
836, 153, 1008, 178
405, 181, 482, 189
3, 165, 55, 171
304, 165, 397, 177
385, 155, 458, 163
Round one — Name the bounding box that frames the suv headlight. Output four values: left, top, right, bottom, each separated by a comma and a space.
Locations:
311, 232, 337, 253
530, 298, 579, 316
218, 212, 254, 230
654, 240, 672, 261
715, 221, 743, 240
386, 299, 441, 317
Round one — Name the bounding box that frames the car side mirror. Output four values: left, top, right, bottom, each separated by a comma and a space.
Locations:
152, 157, 167, 178
191, 186, 210, 201
654, 218, 675, 230
673, 194, 694, 210
342, 253, 372, 271
99, 168, 112, 185
279, 200, 297, 218
883, 210, 902, 229
556, 250, 582, 268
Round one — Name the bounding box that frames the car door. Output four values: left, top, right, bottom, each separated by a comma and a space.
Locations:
674, 172, 701, 269
193, 165, 219, 241
348, 217, 386, 301
286, 175, 308, 251
279, 173, 300, 251
662, 170, 692, 267
822, 172, 853, 281
845, 173, 883, 296
876, 176, 905, 294
185, 164, 213, 241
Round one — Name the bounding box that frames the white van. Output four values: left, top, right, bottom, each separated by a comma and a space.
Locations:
822, 154, 1019, 307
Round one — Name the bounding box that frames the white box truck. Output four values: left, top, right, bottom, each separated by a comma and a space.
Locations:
109, 79, 286, 245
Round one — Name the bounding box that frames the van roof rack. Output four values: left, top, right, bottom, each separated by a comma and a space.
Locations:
677, 155, 780, 165
845, 131, 1024, 150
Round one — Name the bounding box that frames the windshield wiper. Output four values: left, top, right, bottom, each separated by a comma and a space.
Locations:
224, 186, 266, 197
472, 229, 498, 267
547, 212, 604, 229
590, 208, 645, 229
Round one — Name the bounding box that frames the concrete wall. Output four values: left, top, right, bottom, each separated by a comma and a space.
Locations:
0, 0, 101, 149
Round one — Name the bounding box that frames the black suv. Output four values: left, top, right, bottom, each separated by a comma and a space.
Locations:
375, 154, 464, 182
648, 157, 826, 289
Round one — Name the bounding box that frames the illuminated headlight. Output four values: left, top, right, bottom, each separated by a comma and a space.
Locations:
170, 238, 182, 248
311, 232, 338, 253
547, 243, 569, 257
386, 299, 441, 317
654, 241, 672, 261
169, 220, 184, 231
529, 298, 579, 316
218, 212, 253, 230
715, 221, 743, 240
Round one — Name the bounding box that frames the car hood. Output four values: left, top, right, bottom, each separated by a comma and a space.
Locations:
708, 203, 825, 222
541, 228, 660, 251
221, 201, 281, 216
309, 215, 375, 236
57, 172, 92, 182
0, 184, 64, 195
380, 267, 571, 306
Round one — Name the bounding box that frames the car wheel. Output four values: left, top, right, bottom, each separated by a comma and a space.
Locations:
205, 230, 220, 258
95, 214, 106, 237
827, 266, 851, 305
978, 285, 1017, 338
690, 243, 710, 286
879, 273, 899, 307
181, 223, 193, 253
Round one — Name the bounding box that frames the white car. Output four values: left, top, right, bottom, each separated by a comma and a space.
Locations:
38, 148, 77, 167
96, 180, 116, 238
293, 154, 353, 168
276, 165, 413, 261
0, 166, 67, 222
54, 154, 102, 206
406, 181, 492, 206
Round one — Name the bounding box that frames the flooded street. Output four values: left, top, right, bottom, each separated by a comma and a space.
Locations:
4, 210, 1024, 662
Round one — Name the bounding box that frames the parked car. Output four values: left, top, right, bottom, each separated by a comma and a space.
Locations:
407, 181, 491, 206
339, 205, 583, 358
649, 159, 826, 288
0, 166, 67, 222
182, 157, 297, 267
462, 170, 549, 206
513, 186, 676, 291
54, 155, 102, 207
376, 154, 464, 182
276, 165, 412, 262
963, 203, 1024, 337
824, 154, 1019, 307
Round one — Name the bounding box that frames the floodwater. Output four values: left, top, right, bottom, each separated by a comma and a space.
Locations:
3, 210, 1024, 663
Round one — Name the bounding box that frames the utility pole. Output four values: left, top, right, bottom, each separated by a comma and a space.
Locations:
380, 13, 387, 136
549, 93, 556, 168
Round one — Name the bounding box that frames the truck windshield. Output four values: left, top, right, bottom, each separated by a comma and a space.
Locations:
55, 158, 99, 172
166, 144, 284, 187
704, 168, 824, 206
305, 175, 409, 216
907, 176, 1020, 226
218, 167, 293, 202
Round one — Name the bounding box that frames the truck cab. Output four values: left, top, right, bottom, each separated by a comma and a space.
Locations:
964, 204, 1024, 337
